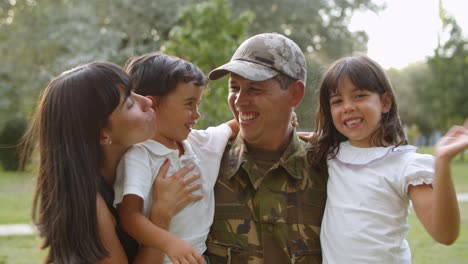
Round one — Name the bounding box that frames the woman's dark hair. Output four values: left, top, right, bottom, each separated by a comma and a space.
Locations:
309, 54, 406, 172
124, 51, 207, 98
22, 61, 131, 263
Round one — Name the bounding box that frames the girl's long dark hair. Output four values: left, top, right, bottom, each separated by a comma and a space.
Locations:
22, 62, 131, 263
309, 54, 406, 172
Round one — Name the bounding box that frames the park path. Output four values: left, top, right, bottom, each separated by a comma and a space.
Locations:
2, 193, 468, 236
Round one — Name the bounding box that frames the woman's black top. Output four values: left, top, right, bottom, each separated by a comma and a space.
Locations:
98, 176, 139, 262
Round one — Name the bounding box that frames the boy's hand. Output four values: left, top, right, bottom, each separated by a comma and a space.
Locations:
165, 238, 205, 264
435, 120, 468, 161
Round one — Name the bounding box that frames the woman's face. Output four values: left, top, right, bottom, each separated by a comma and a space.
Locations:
104, 91, 156, 149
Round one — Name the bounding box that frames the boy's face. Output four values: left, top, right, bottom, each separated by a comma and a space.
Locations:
153, 81, 204, 148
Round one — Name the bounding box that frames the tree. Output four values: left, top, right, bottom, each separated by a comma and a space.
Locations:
0, 0, 383, 133
0, 117, 27, 171
388, 63, 435, 141
0, 0, 191, 130
163, 0, 253, 128
423, 1, 467, 131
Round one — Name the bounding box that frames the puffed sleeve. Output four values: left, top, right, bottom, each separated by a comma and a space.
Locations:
402, 152, 435, 196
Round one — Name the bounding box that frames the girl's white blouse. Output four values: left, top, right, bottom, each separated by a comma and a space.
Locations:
321, 141, 434, 264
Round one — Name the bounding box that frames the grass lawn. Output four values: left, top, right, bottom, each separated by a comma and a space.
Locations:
0, 235, 46, 264
0, 171, 35, 225
408, 202, 468, 263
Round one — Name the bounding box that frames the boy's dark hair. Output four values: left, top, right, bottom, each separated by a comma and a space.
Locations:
124, 52, 208, 97
309, 54, 406, 172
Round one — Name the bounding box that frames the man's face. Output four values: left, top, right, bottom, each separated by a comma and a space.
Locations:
228, 74, 295, 151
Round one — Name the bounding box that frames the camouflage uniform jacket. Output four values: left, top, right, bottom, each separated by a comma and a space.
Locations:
206, 131, 327, 264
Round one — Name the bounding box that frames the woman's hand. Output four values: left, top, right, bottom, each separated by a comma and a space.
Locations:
150, 160, 203, 225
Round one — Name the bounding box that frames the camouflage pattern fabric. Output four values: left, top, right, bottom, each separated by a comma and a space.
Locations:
207, 131, 327, 264
209, 33, 307, 84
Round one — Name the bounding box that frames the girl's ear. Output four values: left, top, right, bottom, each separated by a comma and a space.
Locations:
289, 80, 305, 107
381, 93, 392, 113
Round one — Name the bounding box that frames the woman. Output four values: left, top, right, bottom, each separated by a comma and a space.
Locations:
22, 61, 202, 263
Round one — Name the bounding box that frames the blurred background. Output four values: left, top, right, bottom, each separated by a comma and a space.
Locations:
0, 0, 466, 172
0, 1, 467, 263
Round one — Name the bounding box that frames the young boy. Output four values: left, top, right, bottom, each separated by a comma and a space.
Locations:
113, 52, 238, 264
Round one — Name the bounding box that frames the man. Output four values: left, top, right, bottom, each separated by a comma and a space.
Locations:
206, 33, 327, 264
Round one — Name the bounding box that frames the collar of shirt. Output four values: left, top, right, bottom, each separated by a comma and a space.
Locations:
333, 141, 417, 168
139, 139, 197, 160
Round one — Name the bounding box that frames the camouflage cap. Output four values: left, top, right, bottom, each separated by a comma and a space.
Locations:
209, 33, 307, 84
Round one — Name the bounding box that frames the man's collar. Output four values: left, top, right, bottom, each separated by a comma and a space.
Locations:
222, 130, 308, 180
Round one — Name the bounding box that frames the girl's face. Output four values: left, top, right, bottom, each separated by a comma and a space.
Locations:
153, 81, 203, 149
104, 91, 156, 148
329, 76, 390, 148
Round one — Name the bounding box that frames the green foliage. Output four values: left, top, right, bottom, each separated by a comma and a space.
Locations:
0, 0, 189, 129
163, 0, 254, 128
422, 4, 467, 131
389, 4, 467, 137
388, 63, 437, 138
230, 0, 379, 61
0, 118, 27, 171
0, 0, 382, 132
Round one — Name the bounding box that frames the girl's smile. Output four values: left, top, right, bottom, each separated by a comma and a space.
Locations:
330, 75, 391, 148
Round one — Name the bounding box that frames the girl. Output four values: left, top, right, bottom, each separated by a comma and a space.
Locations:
22, 61, 201, 263
309, 54, 467, 263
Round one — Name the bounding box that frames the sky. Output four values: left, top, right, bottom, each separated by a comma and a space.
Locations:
349, 0, 468, 69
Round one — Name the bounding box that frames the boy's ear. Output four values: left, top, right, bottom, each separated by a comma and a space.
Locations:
146, 96, 158, 110
290, 80, 305, 107
381, 93, 392, 113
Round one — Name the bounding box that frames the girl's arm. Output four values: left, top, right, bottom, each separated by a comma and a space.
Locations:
409, 122, 468, 245
119, 162, 203, 263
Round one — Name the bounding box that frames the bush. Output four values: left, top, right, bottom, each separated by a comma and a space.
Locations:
0, 118, 27, 171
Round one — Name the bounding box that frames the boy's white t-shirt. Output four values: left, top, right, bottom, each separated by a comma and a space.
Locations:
114, 124, 231, 262
321, 141, 434, 264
